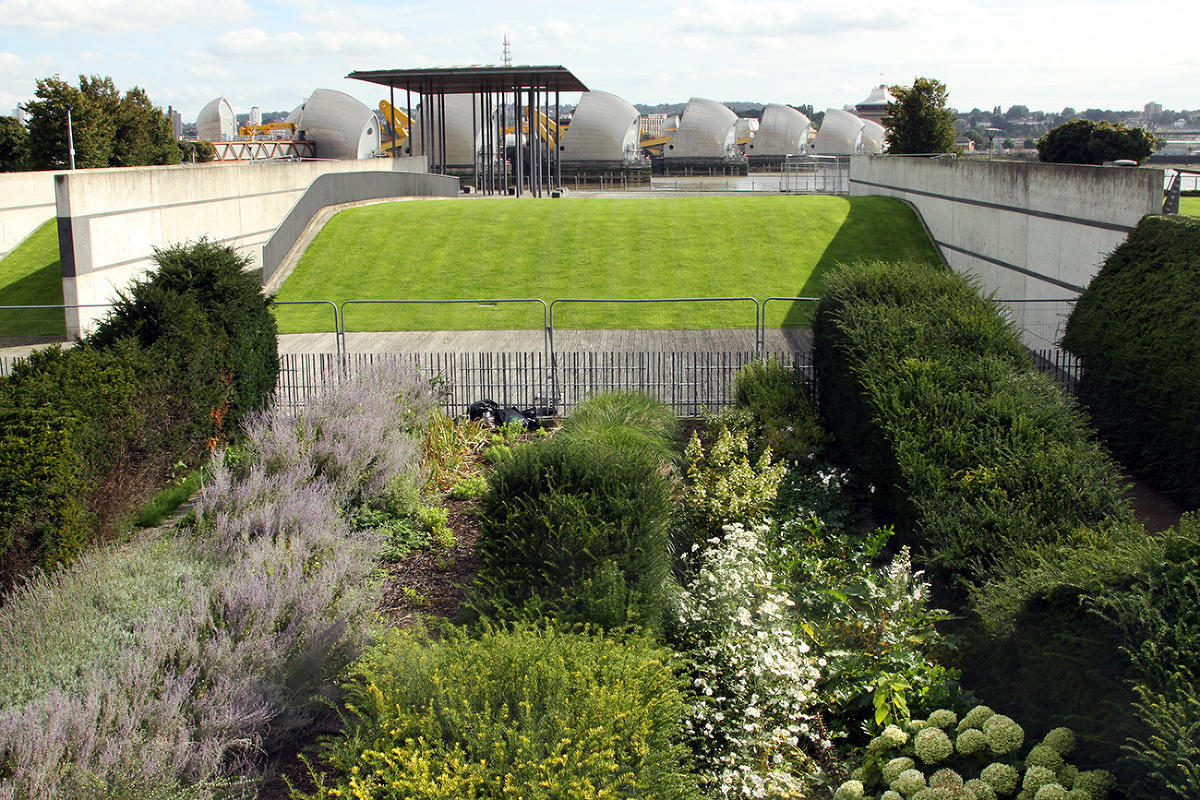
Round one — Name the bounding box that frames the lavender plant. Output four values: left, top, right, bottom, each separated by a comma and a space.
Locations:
0, 360, 432, 798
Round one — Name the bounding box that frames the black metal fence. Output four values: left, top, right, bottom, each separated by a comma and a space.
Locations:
274, 349, 816, 418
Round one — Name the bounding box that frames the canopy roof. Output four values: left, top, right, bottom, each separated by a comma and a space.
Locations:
347, 65, 588, 94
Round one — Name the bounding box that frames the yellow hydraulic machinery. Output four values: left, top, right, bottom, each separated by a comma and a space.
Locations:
238, 122, 297, 139
378, 100, 413, 154
638, 134, 673, 156
502, 107, 566, 146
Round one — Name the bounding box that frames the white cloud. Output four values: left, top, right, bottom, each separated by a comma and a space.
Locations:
209, 26, 408, 60
0, 0, 255, 33
671, 0, 908, 37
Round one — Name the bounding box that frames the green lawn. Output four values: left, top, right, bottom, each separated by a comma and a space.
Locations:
274, 195, 939, 332
0, 219, 65, 337
1181, 196, 1200, 217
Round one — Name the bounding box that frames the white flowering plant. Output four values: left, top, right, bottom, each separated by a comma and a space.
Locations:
671, 522, 835, 798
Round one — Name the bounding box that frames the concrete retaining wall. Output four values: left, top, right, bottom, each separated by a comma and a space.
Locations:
849, 157, 1163, 348
261, 170, 458, 286
0, 170, 60, 259
53, 157, 438, 336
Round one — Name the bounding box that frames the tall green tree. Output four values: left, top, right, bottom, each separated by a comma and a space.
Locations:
0, 116, 28, 171
23, 75, 179, 170
24, 76, 113, 169
883, 77, 957, 154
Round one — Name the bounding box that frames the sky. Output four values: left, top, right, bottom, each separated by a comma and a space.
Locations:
1, 0, 1196, 122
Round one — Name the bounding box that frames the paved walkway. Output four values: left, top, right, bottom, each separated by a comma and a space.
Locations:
278, 328, 812, 354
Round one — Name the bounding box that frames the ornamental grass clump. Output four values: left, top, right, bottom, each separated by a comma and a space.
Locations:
670, 521, 829, 798
840, 706, 1114, 800
298, 624, 700, 800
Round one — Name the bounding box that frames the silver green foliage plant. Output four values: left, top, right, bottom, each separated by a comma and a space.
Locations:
836, 705, 1115, 800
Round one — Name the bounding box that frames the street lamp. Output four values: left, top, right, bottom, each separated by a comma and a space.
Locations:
66, 104, 76, 170
985, 127, 1001, 160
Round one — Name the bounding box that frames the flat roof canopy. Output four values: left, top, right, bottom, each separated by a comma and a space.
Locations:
347, 65, 588, 94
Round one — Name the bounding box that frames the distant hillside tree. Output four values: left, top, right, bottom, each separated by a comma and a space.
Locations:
0, 116, 28, 171
23, 75, 179, 170
883, 77, 957, 154
1037, 119, 1155, 164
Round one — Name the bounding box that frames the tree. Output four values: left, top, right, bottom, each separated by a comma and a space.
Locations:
178, 140, 216, 163
883, 77, 957, 154
1037, 118, 1156, 165
0, 116, 27, 171
962, 128, 985, 148
23, 75, 179, 170
1005, 104, 1029, 120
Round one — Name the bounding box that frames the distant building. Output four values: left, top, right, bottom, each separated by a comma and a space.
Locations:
1145, 101, 1163, 123
955, 135, 976, 152
249, 106, 262, 126
855, 85, 894, 125
167, 106, 183, 139
12, 107, 29, 125
197, 97, 237, 141
640, 113, 667, 139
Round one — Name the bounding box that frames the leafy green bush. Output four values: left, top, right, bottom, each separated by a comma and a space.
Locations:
731, 357, 824, 461
89, 239, 278, 429
300, 624, 700, 800
682, 426, 785, 535
1036, 118, 1155, 165
468, 433, 675, 632
1061, 214, 1200, 508
813, 260, 1130, 582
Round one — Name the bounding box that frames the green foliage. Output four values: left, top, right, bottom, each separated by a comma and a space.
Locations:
682, 427, 785, 535
23, 74, 179, 169
90, 239, 278, 429
0, 115, 28, 171
559, 391, 682, 466
468, 433, 675, 632
812, 260, 1130, 583
1037, 119, 1155, 165
884, 77, 958, 154
730, 357, 824, 461
178, 139, 216, 163
449, 473, 488, 500
969, 514, 1200, 793
1061, 215, 1200, 508
301, 624, 700, 800
0, 409, 90, 576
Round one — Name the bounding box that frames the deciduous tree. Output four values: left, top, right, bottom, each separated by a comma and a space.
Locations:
0, 116, 27, 171
883, 77, 957, 154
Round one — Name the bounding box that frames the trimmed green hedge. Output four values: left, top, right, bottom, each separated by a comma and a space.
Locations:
1062, 214, 1200, 509
468, 393, 677, 633
812, 261, 1131, 582
973, 514, 1200, 797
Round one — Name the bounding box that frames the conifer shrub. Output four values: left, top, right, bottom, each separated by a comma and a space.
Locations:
1061, 214, 1200, 508
468, 432, 675, 632
812, 260, 1130, 582
89, 239, 278, 429
300, 624, 700, 800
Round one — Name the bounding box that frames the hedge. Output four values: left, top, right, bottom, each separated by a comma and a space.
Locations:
0, 241, 277, 584
972, 513, 1200, 797
1062, 214, 1200, 509
812, 260, 1131, 583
